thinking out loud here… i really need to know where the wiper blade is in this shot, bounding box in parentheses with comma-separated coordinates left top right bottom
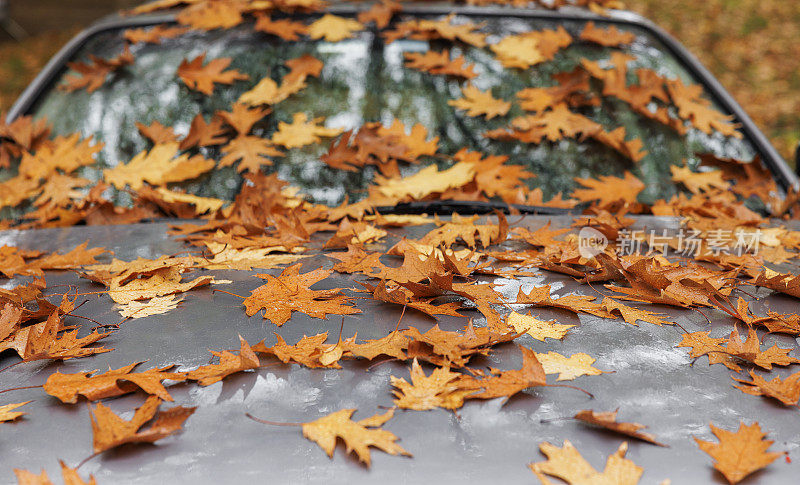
(376, 200, 578, 216)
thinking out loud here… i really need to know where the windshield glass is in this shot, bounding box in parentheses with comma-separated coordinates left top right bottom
(2, 13, 761, 219)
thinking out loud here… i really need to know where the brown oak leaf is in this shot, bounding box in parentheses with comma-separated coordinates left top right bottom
(44, 362, 187, 403)
(89, 396, 195, 454)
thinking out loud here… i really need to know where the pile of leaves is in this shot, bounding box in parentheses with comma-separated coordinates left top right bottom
(1, 0, 800, 483)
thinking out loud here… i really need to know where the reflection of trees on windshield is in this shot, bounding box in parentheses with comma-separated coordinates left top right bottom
(26, 16, 759, 208)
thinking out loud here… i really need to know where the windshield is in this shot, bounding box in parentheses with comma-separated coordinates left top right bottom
(2, 13, 761, 220)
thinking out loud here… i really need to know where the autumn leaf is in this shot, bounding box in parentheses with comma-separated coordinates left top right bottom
(491, 27, 571, 69)
(187, 336, 260, 385)
(579, 21, 636, 47)
(179, 114, 227, 150)
(254, 332, 344, 369)
(371, 161, 476, 203)
(106, 265, 214, 305)
(124, 24, 189, 44)
(254, 14, 308, 41)
(0, 401, 30, 423)
(404, 50, 477, 80)
(61, 46, 134, 93)
(2, 311, 112, 362)
(535, 351, 604, 381)
(299, 408, 410, 467)
(724, 327, 799, 370)
(458, 345, 546, 399)
(572, 171, 645, 209)
(667, 78, 741, 138)
(220, 136, 284, 173)
(145, 188, 224, 215)
(670, 165, 730, 194)
(378, 120, 439, 160)
(357, 0, 401, 29)
(733, 370, 800, 406)
(448, 84, 511, 119)
(307, 14, 364, 42)
(391, 359, 477, 410)
(385, 15, 486, 47)
(242, 264, 360, 325)
(136, 120, 179, 144)
(44, 362, 187, 403)
(88, 396, 195, 454)
(176, 54, 248, 95)
(506, 311, 574, 341)
(695, 422, 781, 484)
(270, 113, 343, 149)
(103, 142, 215, 190)
(176, 0, 244, 31)
(14, 461, 98, 485)
(600, 297, 674, 326)
(574, 409, 667, 446)
(516, 285, 606, 317)
(530, 440, 643, 485)
(240, 55, 322, 107)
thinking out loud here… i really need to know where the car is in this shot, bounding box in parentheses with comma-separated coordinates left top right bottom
(1, 1, 799, 483)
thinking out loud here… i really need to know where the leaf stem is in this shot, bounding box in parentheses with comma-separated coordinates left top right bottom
(0, 360, 24, 374)
(546, 383, 594, 399)
(75, 452, 100, 470)
(212, 289, 247, 299)
(0, 384, 42, 395)
(245, 413, 302, 427)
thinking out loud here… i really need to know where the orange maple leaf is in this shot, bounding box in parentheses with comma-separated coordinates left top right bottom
(176, 54, 249, 95)
(242, 263, 360, 325)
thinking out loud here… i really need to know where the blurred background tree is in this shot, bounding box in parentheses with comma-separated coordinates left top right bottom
(1, 0, 797, 165)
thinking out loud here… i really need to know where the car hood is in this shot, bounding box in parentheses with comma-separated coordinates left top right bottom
(1, 214, 798, 484)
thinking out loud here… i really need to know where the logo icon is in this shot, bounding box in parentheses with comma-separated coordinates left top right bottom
(578, 226, 608, 259)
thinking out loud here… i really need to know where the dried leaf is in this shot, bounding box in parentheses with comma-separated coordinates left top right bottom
(391, 359, 476, 411)
(530, 440, 643, 485)
(506, 311, 574, 341)
(187, 336, 260, 385)
(574, 409, 666, 446)
(176, 54, 248, 95)
(535, 351, 604, 381)
(0, 401, 31, 423)
(300, 408, 410, 467)
(242, 264, 360, 325)
(307, 14, 364, 42)
(695, 422, 781, 484)
(89, 396, 195, 454)
(44, 362, 187, 403)
(448, 84, 511, 119)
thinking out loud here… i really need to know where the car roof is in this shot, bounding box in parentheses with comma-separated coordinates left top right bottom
(2, 215, 800, 483)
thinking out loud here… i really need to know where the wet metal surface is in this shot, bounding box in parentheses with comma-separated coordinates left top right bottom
(0, 216, 799, 483)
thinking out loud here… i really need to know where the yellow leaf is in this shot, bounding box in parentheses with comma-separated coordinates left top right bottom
(534, 351, 604, 381)
(448, 84, 511, 119)
(307, 14, 364, 42)
(372, 161, 476, 202)
(301, 408, 410, 467)
(530, 440, 643, 485)
(507, 312, 574, 341)
(153, 187, 224, 214)
(117, 295, 183, 319)
(270, 113, 343, 149)
(391, 359, 476, 410)
(103, 142, 215, 190)
(695, 422, 781, 484)
(0, 401, 31, 423)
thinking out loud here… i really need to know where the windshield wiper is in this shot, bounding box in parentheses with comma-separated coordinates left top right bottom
(376, 200, 579, 216)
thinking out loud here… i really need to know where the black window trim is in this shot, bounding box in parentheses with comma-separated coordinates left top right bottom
(7, 3, 797, 191)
